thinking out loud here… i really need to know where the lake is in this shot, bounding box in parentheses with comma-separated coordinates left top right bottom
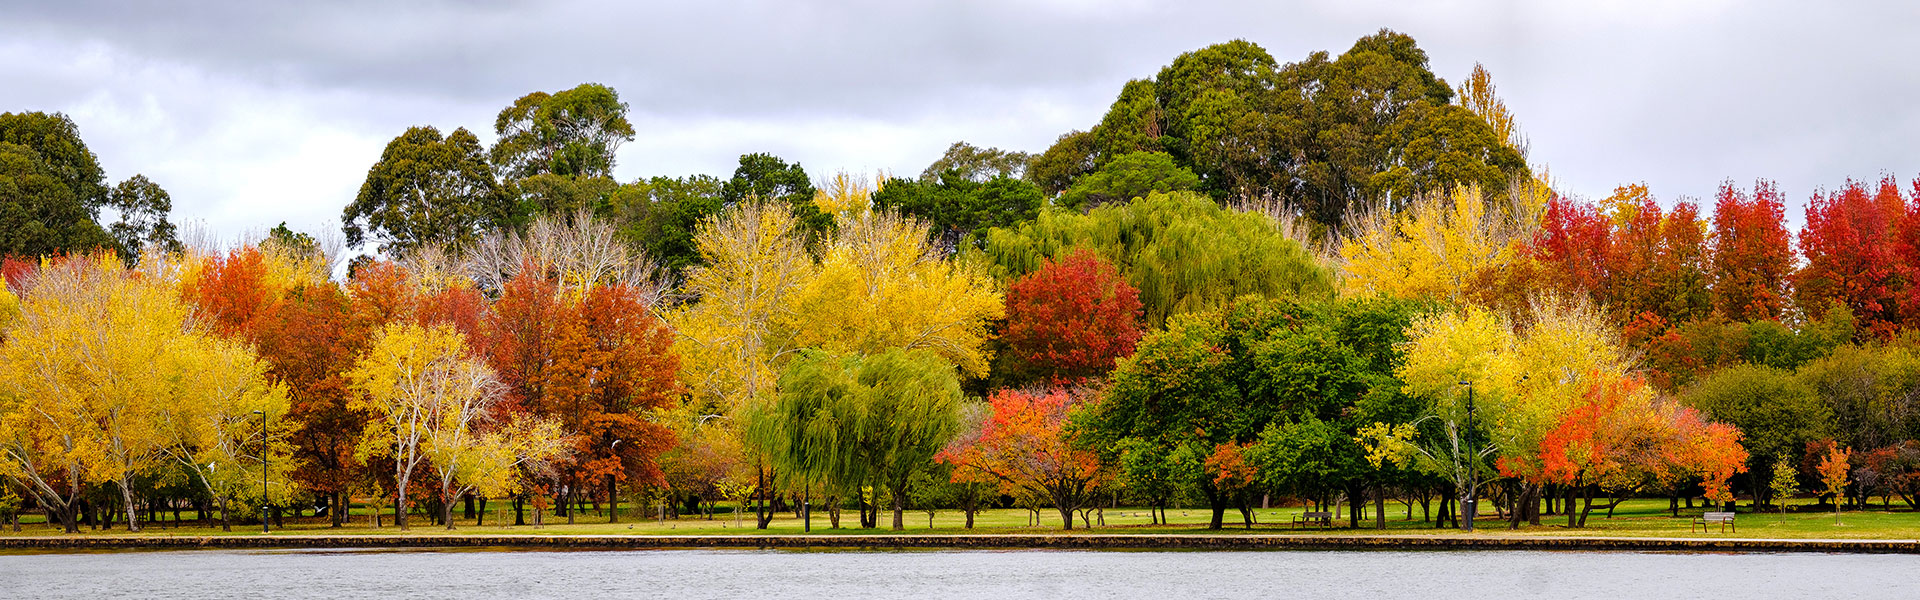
(0, 547, 1905, 599)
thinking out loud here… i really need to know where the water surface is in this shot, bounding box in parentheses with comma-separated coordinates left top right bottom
(0, 547, 1904, 599)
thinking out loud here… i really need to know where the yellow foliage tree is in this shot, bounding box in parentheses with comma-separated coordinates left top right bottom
(346, 321, 555, 530)
(0, 255, 293, 532)
(1338, 184, 1547, 302)
(793, 210, 1004, 377)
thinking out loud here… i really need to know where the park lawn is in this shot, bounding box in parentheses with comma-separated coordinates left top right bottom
(5, 499, 1917, 540)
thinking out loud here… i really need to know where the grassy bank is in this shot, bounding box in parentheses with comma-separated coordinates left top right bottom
(3, 498, 1913, 540)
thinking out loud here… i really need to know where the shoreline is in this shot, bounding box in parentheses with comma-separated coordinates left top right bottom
(5, 533, 1919, 554)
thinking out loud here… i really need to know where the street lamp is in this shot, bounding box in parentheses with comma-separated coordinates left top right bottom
(609, 439, 622, 524)
(254, 410, 268, 534)
(1457, 381, 1476, 533)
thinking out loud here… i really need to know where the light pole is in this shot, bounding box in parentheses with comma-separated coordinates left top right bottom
(1457, 381, 1476, 533)
(254, 410, 268, 534)
(609, 439, 622, 524)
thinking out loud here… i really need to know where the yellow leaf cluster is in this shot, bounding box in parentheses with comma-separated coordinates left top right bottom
(669, 202, 817, 420)
(1397, 295, 1637, 462)
(1337, 183, 1546, 302)
(794, 210, 1003, 377)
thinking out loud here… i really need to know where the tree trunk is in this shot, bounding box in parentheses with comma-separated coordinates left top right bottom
(890, 480, 906, 531)
(1057, 505, 1075, 530)
(219, 495, 232, 532)
(118, 478, 140, 532)
(444, 491, 457, 530)
(1203, 484, 1226, 529)
(607, 475, 619, 524)
(1374, 485, 1386, 529)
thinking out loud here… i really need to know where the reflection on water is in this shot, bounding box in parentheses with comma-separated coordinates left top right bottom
(0, 547, 1902, 599)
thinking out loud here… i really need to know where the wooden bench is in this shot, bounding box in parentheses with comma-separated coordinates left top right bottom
(1291, 511, 1333, 530)
(1692, 511, 1736, 533)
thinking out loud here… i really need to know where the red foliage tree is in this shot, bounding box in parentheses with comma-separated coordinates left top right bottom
(1000, 249, 1143, 385)
(1529, 195, 1612, 301)
(1796, 177, 1905, 337)
(1710, 180, 1795, 322)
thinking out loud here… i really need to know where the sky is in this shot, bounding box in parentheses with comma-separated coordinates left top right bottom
(4, 0, 1919, 245)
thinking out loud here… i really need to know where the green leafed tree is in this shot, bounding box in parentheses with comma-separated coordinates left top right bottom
(490, 83, 635, 181)
(722, 153, 828, 239)
(0, 142, 113, 257)
(919, 141, 1033, 182)
(871, 172, 1044, 250)
(107, 174, 181, 257)
(981, 191, 1333, 328)
(1059, 151, 1200, 212)
(609, 175, 727, 275)
(342, 126, 511, 255)
(747, 347, 962, 530)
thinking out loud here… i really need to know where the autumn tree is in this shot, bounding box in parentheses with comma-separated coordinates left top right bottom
(668, 202, 816, 527)
(1819, 443, 1852, 523)
(1797, 177, 1905, 337)
(1710, 180, 1795, 322)
(998, 249, 1143, 385)
(940, 388, 1104, 530)
(1338, 183, 1547, 304)
(348, 322, 503, 529)
(0, 254, 293, 532)
(792, 209, 1004, 378)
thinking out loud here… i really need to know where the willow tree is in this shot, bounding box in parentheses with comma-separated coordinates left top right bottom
(747, 348, 961, 530)
(981, 191, 1332, 328)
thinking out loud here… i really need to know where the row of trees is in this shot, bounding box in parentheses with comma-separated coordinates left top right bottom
(8, 29, 1919, 534)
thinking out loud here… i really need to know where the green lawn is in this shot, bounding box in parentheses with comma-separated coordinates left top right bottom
(6, 498, 1918, 539)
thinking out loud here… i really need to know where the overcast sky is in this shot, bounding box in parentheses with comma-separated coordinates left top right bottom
(4, 0, 1917, 244)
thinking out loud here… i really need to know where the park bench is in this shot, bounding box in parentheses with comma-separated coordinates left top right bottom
(1291, 511, 1333, 530)
(1692, 511, 1736, 533)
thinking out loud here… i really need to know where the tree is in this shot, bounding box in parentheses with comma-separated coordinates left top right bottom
(999, 249, 1143, 385)
(667, 202, 816, 528)
(1797, 177, 1904, 337)
(490, 83, 635, 181)
(1682, 363, 1830, 506)
(792, 210, 1004, 378)
(983, 191, 1333, 328)
(722, 153, 828, 239)
(1339, 183, 1547, 303)
(610, 175, 727, 274)
(1058, 151, 1199, 212)
(106, 174, 181, 257)
(919, 141, 1032, 182)
(346, 322, 500, 529)
(751, 348, 962, 530)
(1771, 458, 1799, 514)
(1046, 32, 1525, 229)
(342, 126, 510, 255)
(0, 112, 110, 211)
(870, 172, 1044, 250)
(939, 388, 1104, 530)
(0, 141, 113, 257)
(1710, 180, 1795, 322)
(0, 254, 291, 532)
(1819, 443, 1851, 523)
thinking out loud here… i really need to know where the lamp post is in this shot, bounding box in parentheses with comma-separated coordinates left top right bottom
(609, 439, 622, 524)
(1457, 381, 1476, 533)
(254, 410, 268, 534)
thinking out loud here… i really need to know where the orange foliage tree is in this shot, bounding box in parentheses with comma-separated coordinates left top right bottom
(482, 267, 679, 523)
(937, 388, 1106, 529)
(1710, 180, 1795, 322)
(1796, 177, 1906, 337)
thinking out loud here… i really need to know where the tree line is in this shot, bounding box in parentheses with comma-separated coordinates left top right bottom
(0, 30, 1908, 534)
